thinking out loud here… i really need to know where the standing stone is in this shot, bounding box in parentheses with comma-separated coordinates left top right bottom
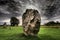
(22, 9, 41, 36)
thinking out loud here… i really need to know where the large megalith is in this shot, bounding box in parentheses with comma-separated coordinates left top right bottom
(22, 9, 41, 36)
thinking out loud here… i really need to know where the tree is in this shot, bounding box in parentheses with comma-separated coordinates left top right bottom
(10, 17, 19, 26)
(45, 21, 60, 26)
(45, 21, 55, 26)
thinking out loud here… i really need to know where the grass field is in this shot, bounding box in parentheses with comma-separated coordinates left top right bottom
(0, 26, 60, 40)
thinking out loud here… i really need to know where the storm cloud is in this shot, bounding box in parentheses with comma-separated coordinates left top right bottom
(0, 0, 60, 25)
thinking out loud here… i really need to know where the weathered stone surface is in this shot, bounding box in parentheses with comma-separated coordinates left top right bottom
(22, 9, 41, 36)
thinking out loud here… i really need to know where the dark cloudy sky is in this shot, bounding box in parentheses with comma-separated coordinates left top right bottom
(0, 0, 60, 25)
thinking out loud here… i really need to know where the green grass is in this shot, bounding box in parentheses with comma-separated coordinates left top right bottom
(0, 26, 60, 40)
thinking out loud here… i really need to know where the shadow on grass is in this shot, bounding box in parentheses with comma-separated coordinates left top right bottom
(6, 33, 41, 40)
(39, 34, 57, 40)
(1, 33, 58, 40)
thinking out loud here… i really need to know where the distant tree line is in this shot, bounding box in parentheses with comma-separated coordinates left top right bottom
(45, 21, 60, 26)
(0, 17, 19, 27)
